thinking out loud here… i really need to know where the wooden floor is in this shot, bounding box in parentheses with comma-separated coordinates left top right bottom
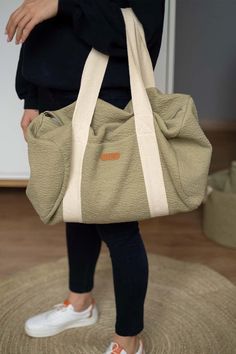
(0, 129, 236, 285)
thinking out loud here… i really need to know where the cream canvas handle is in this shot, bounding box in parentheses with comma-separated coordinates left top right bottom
(125, 8, 156, 89)
(71, 8, 155, 135)
(63, 7, 169, 222)
(122, 8, 168, 216)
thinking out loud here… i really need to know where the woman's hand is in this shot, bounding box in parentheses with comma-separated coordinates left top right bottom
(5, 0, 59, 44)
(21, 109, 39, 142)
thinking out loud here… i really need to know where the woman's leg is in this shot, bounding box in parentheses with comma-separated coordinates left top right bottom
(38, 86, 102, 311)
(96, 221, 149, 351)
(65, 222, 102, 310)
(95, 94, 149, 352)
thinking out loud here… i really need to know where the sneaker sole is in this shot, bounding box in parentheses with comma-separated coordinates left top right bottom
(24, 305, 98, 338)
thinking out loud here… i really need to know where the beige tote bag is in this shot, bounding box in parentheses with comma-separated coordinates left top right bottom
(26, 8, 213, 225)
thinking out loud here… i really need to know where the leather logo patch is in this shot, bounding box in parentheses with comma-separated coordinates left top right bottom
(100, 152, 120, 161)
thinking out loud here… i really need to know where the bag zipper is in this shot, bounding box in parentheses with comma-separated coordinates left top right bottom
(44, 111, 62, 126)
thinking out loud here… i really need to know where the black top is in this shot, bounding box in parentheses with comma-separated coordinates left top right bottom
(15, 0, 165, 109)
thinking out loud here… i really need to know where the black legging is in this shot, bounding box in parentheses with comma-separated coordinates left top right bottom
(37, 85, 149, 336)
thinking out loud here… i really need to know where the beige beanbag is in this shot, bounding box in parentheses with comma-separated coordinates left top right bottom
(203, 160, 236, 248)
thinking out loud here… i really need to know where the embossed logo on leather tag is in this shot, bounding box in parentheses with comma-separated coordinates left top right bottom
(100, 152, 120, 161)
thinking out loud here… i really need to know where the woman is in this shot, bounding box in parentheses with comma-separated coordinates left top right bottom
(5, 0, 165, 353)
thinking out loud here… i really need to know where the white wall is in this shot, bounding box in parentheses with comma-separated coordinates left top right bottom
(0, 0, 29, 180)
(0, 0, 175, 182)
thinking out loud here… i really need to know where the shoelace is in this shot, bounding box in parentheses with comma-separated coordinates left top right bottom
(52, 303, 70, 312)
(52, 299, 94, 315)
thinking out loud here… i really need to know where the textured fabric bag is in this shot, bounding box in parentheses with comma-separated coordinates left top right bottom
(202, 161, 236, 248)
(26, 8, 212, 225)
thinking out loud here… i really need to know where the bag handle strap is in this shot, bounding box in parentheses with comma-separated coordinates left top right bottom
(122, 8, 168, 216)
(128, 8, 156, 89)
(63, 8, 169, 222)
(71, 7, 156, 136)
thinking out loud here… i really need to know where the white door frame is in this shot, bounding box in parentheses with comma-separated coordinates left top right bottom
(155, 0, 176, 93)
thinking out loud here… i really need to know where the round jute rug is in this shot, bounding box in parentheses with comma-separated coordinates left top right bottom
(0, 252, 235, 354)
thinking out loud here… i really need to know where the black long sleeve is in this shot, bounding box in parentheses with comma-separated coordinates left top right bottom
(15, 42, 39, 109)
(57, 0, 165, 57)
(17, 0, 165, 92)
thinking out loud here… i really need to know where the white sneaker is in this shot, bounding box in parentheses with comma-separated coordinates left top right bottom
(104, 338, 145, 354)
(24, 298, 98, 337)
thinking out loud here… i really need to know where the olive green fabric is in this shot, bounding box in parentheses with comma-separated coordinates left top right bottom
(26, 87, 212, 224)
(203, 161, 236, 248)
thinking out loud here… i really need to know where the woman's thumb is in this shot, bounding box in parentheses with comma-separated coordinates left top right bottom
(21, 109, 39, 142)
